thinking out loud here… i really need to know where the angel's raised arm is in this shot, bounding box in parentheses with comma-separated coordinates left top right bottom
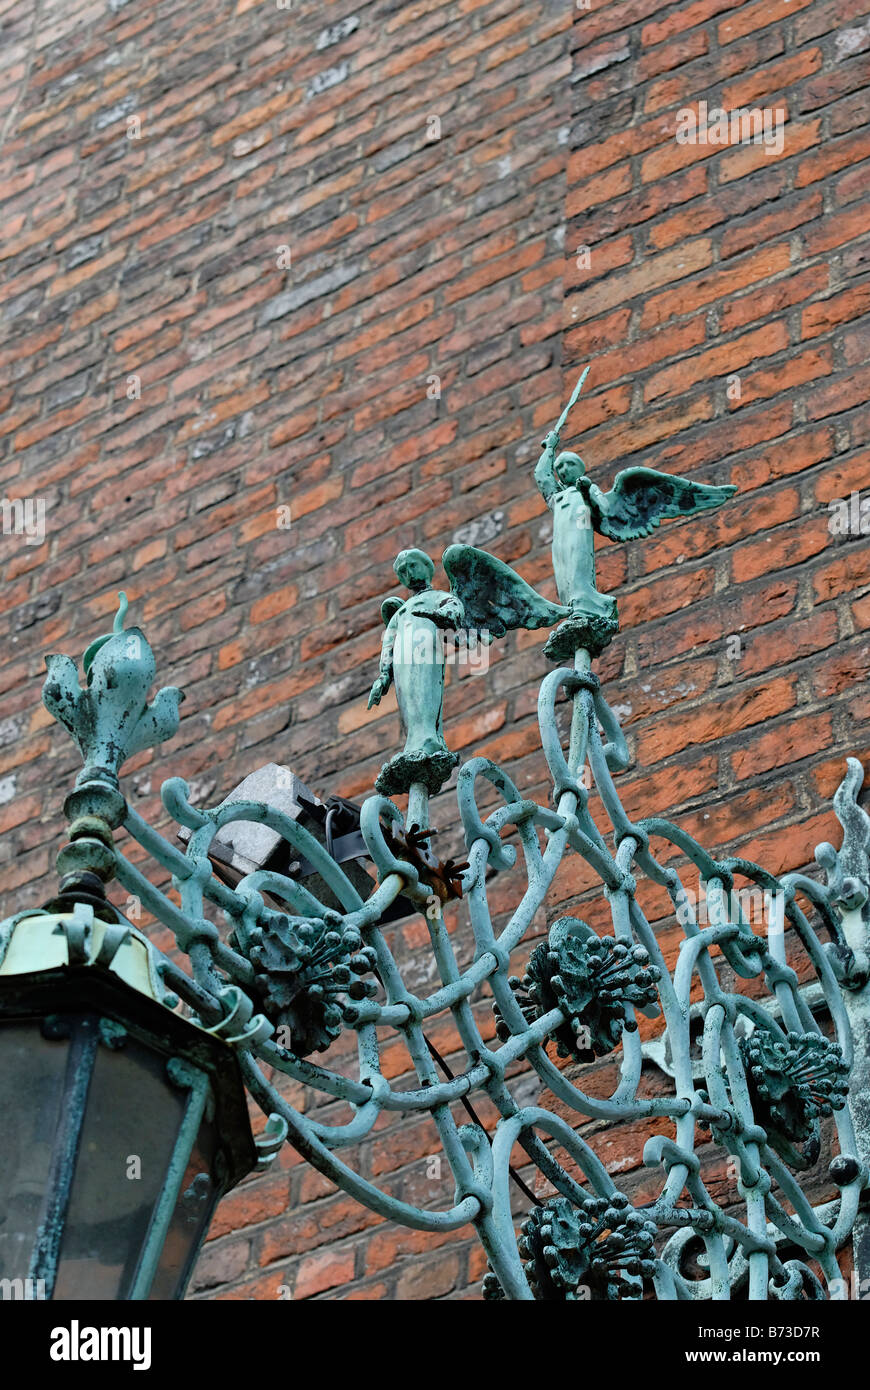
(534, 433, 561, 508)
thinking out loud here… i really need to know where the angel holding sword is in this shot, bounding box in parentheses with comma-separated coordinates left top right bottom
(534, 365, 737, 662)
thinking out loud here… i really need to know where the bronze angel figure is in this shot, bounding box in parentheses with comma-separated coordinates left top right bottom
(534, 365, 736, 660)
(368, 545, 568, 795)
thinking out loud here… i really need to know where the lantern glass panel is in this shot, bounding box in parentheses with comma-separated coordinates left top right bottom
(52, 1025, 188, 1300)
(0, 1021, 69, 1294)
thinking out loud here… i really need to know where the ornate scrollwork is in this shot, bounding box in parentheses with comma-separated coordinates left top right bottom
(33, 573, 869, 1305)
(30, 371, 870, 1302)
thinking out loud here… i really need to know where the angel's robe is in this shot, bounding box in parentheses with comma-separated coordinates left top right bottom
(551, 484, 616, 620)
(535, 446, 616, 622)
(383, 588, 464, 758)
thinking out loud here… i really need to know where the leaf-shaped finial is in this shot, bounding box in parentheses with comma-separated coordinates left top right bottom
(43, 590, 183, 787)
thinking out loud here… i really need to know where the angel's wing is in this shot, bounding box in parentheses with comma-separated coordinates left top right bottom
(442, 545, 568, 639)
(586, 468, 736, 542)
(380, 597, 403, 625)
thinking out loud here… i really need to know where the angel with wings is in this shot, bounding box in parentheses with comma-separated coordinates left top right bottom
(368, 545, 568, 795)
(534, 365, 736, 661)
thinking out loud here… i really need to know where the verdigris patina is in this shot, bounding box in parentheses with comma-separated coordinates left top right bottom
(367, 544, 567, 795)
(42, 592, 183, 789)
(370, 367, 737, 791)
(13, 365, 870, 1302)
(535, 367, 736, 661)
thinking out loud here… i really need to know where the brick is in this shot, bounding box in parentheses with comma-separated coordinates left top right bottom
(294, 1248, 357, 1300)
(803, 201, 870, 256)
(576, 166, 708, 247)
(569, 115, 673, 182)
(845, 320, 870, 366)
(188, 1238, 250, 1291)
(720, 190, 823, 260)
(718, 119, 822, 185)
(578, 317, 707, 389)
(731, 712, 835, 780)
(636, 575, 798, 666)
(640, 131, 718, 185)
(649, 173, 784, 249)
(642, 0, 742, 47)
(719, 265, 828, 333)
(813, 545, 870, 602)
(364, 1225, 457, 1276)
(815, 449, 870, 504)
(208, 1174, 292, 1240)
(802, 284, 870, 339)
(639, 243, 791, 329)
(796, 129, 870, 187)
(807, 363, 870, 422)
(644, 323, 789, 402)
(620, 753, 720, 819)
(568, 240, 713, 323)
(719, 0, 813, 43)
(637, 30, 709, 81)
(682, 780, 799, 850)
(738, 608, 840, 678)
(572, 0, 664, 48)
(640, 487, 800, 575)
(644, 29, 785, 114)
(830, 89, 870, 136)
(620, 564, 715, 632)
(257, 1191, 381, 1267)
(730, 512, 832, 582)
(396, 1251, 462, 1300)
(637, 678, 797, 763)
(722, 50, 823, 108)
(566, 233, 634, 290)
(795, 0, 870, 43)
(800, 55, 870, 113)
(812, 639, 870, 699)
(727, 343, 833, 410)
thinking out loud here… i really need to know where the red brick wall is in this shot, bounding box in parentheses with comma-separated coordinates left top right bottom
(0, 0, 868, 1300)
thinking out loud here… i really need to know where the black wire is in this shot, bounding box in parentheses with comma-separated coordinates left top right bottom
(422, 1034, 541, 1208)
(365, 949, 540, 1207)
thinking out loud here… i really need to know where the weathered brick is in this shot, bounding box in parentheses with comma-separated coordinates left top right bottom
(639, 243, 791, 329)
(642, 0, 742, 47)
(731, 711, 835, 780)
(294, 1248, 357, 1300)
(719, 0, 813, 44)
(727, 343, 834, 411)
(718, 118, 821, 185)
(644, 323, 789, 403)
(568, 240, 713, 323)
(636, 677, 797, 763)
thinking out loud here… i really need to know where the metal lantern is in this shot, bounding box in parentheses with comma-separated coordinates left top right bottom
(0, 900, 256, 1301)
